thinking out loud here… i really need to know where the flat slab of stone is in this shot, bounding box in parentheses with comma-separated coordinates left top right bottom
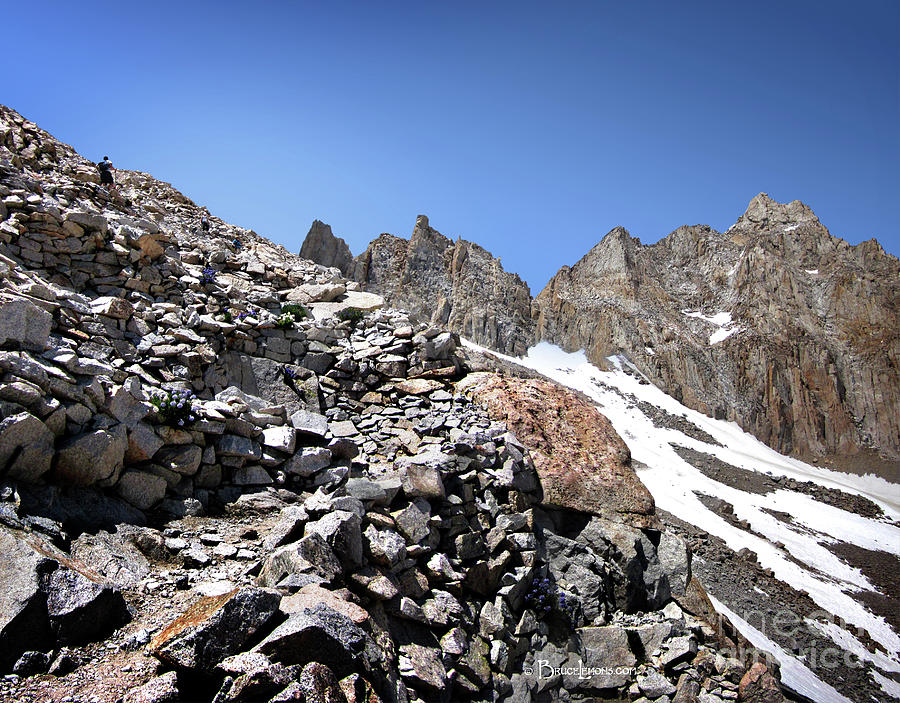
(308, 291, 384, 322)
(394, 378, 444, 395)
(289, 409, 329, 438)
(328, 420, 357, 438)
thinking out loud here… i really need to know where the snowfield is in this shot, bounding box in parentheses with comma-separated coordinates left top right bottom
(462, 339, 900, 703)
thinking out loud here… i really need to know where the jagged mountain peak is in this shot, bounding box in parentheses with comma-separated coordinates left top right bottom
(302, 215, 536, 356)
(535, 194, 899, 462)
(737, 192, 821, 227)
(299, 219, 353, 275)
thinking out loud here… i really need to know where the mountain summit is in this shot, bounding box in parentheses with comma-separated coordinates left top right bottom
(302, 195, 899, 466)
(535, 194, 900, 465)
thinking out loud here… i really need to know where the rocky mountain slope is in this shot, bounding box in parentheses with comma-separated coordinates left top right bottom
(301, 197, 899, 470)
(534, 195, 900, 465)
(302, 216, 536, 357)
(0, 105, 787, 703)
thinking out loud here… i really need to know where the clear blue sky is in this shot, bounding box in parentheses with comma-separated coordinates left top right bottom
(5, 0, 898, 291)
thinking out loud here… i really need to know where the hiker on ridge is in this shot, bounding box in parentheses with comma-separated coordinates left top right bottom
(200, 213, 211, 233)
(97, 156, 119, 194)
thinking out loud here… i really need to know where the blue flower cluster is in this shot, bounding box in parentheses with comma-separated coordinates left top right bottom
(150, 388, 198, 427)
(283, 365, 300, 381)
(526, 576, 578, 622)
(199, 267, 217, 284)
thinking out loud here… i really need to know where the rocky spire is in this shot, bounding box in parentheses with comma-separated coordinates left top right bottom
(299, 219, 354, 276)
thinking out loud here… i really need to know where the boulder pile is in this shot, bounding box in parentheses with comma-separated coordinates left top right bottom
(0, 104, 783, 702)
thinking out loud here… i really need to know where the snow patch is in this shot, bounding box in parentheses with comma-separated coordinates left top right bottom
(681, 310, 741, 345)
(709, 326, 741, 344)
(709, 595, 854, 703)
(785, 224, 800, 232)
(872, 669, 900, 700)
(806, 619, 900, 673)
(683, 310, 733, 326)
(644, 346, 655, 356)
(806, 269, 819, 275)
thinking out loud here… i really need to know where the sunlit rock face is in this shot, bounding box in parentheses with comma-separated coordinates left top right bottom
(534, 194, 900, 464)
(302, 215, 537, 357)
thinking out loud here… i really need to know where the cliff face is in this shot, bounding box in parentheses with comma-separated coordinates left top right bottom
(535, 194, 900, 461)
(302, 215, 536, 356)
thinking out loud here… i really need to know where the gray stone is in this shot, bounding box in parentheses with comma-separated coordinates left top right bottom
(233, 465, 274, 486)
(398, 643, 447, 693)
(305, 511, 363, 569)
(363, 524, 406, 568)
(217, 434, 262, 460)
(125, 422, 164, 463)
(440, 627, 468, 656)
(0, 298, 53, 351)
(215, 386, 274, 413)
(289, 409, 329, 437)
(660, 634, 698, 669)
(65, 210, 108, 233)
(45, 566, 130, 644)
(150, 587, 281, 672)
(393, 500, 431, 543)
(576, 625, 637, 689)
(329, 420, 357, 438)
(263, 505, 309, 550)
(638, 669, 677, 698)
(343, 477, 387, 503)
(629, 621, 673, 660)
(155, 444, 203, 476)
(456, 532, 486, 560)
(299, 221, 354, 275)
(0, 411, 54, 481)
(116, 471, 167, 510)
(0, 527, 54, 669)
(284, 446, 331, 476)
(253, 603, 366, 677)
(657, 531, 692, 597)
(122, 671, 180, 703)
(91, 296, 134, 320)
(400, 463, 445, 499)
(261, 425, 297, 453)
(55, 424, 128, 486)
(257, 533, 343, 587)
(109, 385, 151, 425)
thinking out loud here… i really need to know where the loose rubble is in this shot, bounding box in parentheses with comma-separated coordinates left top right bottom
(0, 104, 786, 702)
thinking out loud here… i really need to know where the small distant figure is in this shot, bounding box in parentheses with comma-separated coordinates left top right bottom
(200, 213, 211, 233)
(97, 156, 119, 194)
(231, 238, 242, 250)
